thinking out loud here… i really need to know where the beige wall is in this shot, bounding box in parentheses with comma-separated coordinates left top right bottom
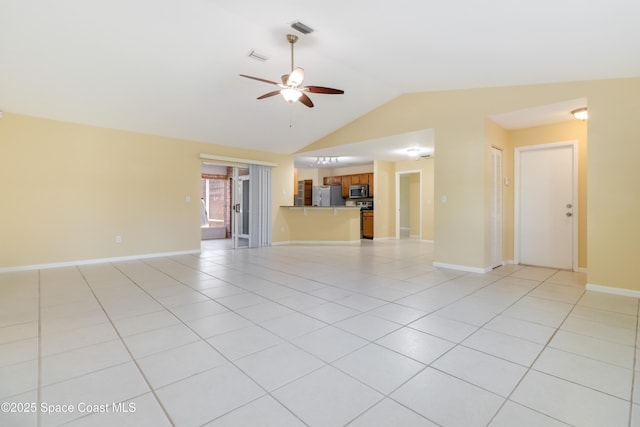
(303, 77, 640, 290)
(0, 113, 293, 268)
(373, 160, 395, 239)
(409, 173, 421, 237)
(5, 77, 639, 292)
(585, 78, 640, 291)
(296, 168, 320, 186)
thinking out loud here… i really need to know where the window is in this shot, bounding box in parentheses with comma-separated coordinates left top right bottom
(201, 171, 231, 238)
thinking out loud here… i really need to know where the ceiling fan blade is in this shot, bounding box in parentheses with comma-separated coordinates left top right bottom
(298, 93, 314, 108)
(303, 86, 344, 95)
(239, 74, 279, 86)
(287, 67, 305, 87)
(257, 90, 281, 100)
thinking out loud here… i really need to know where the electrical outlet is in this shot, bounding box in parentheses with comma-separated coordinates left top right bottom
(115, 235, 122, 244)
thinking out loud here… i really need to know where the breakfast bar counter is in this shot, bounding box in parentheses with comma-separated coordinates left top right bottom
(278, 206, 361, 244)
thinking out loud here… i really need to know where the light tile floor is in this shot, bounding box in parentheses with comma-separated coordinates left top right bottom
(0, 239, 638, 426)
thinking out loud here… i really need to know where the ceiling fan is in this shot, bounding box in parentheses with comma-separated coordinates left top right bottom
(240, 34, 344, 108)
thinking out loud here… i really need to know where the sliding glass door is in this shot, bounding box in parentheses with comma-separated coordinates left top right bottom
(232, 168, 250, 249)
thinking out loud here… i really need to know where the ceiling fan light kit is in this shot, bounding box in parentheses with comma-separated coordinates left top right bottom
(240, 34, 344, 108)
(281, 88, 303, 103)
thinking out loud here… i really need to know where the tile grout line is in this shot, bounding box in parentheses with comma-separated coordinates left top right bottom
(166, 250, 553, 426)
(484, 281, 587, 426)
(142, 256, 441, 425)
(36, 269, 42, 427)
(369, 270, 554, 426)
(74, 265, 177, 427)
(110, 261, 312, 427)
(629, 302, 639, 427)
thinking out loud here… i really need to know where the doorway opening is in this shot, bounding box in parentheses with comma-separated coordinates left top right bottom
(200, 163, 249, 249)
(395, 170, 422, 239)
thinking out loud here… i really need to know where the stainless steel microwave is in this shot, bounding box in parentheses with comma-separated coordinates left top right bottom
(349, 184, 369, 198)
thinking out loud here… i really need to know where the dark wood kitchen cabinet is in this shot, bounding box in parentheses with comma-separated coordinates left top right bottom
(362, 211, 374, 239)
(322, 173, 373, 198)
(295, 179, 312, 206)
(341, 175, 351, 198)
(323, 176, 342, 186)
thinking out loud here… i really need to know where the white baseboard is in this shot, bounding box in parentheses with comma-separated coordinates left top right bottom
(273, 240, 361, 246)
(433, 261, 491, 274)
(0, 250, 201, 273)
(586, 283, 640, 299)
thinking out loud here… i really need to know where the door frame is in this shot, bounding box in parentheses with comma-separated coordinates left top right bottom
(395, 170, 422, 239)
(514, 140, 579, 270)
(232, 169, 250, 249)
(491, 147, 503, 269)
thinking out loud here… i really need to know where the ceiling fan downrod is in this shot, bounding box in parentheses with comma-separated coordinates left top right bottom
(287, 34, 298, 72)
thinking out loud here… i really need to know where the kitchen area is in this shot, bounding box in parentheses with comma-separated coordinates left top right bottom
(293, 171, 374, 240)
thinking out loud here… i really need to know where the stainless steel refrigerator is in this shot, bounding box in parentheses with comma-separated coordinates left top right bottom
(312, 185, 345, 207)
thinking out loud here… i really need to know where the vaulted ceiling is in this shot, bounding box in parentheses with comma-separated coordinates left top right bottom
(1, 1, 638, 160)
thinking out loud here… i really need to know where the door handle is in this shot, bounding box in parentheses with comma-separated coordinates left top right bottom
(234, 203, 240, 213)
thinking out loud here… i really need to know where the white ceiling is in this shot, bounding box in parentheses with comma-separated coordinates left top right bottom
(1, 1, 638, 162)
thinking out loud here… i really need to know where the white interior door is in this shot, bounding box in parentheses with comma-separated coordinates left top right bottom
(517, 143, 576, 269)
(491, 147, 503, 268)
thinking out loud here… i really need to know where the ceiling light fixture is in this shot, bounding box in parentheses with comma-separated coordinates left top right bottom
(281, 88, 302, 103)
(314, 156, 338, 166)
(571, 107, 588, 121)
(407, 147, 421, 160)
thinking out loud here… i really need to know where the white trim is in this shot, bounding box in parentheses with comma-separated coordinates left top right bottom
(491, 147, 503, 269)
(200, 153, 277, 168)
(514, 140, 579, 270)
(586, 283, 640, 299)
(272, 240, 361, 246)
(433, 261, 491, 274)
(0, 250, 201, 273)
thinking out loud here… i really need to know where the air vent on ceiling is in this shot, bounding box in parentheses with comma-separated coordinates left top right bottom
(248, 49, 269, 62)
(291, 21, 314, 35)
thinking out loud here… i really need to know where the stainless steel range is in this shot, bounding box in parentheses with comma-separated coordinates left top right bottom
(356, 201, 373, 239)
